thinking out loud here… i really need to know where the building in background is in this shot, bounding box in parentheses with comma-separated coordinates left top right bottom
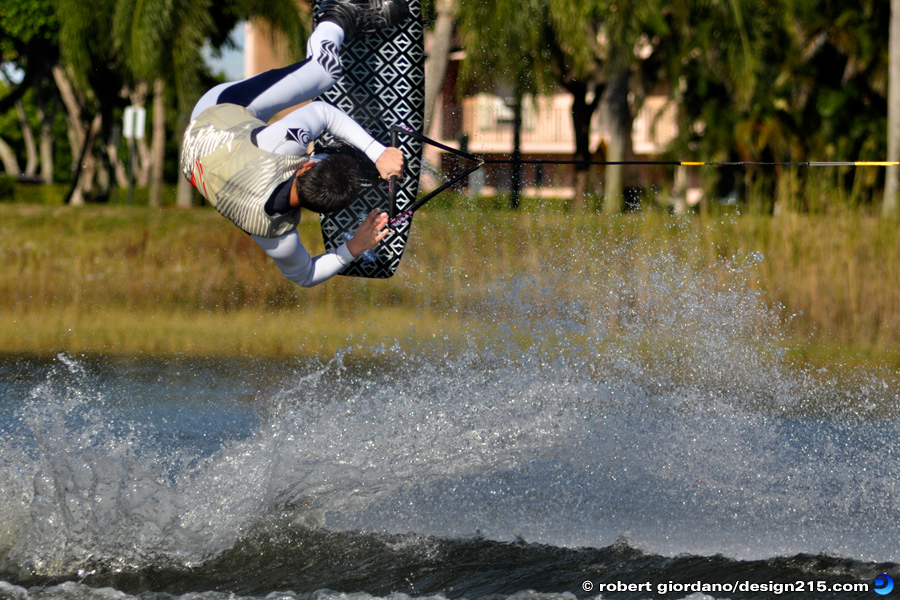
(428, 52, 680, 201)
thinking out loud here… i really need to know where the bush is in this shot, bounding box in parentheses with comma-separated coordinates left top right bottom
(13, 182, 67, 204)
(0, 174, 15, 201)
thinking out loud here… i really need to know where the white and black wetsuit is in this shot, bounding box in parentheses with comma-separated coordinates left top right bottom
(183, 22, 386, 287)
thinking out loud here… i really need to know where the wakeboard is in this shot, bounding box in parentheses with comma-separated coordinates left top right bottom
(312, 0, 425, 279)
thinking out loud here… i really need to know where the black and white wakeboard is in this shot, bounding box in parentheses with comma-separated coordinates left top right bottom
(312, 0, 425, 279)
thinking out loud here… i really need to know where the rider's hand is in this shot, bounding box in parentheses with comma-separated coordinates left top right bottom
(375, 147, 404, 181)
(346, 209, 390, 257)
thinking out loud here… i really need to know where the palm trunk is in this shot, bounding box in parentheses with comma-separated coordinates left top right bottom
(150, 78, 166, 208)
(176, 173, 195, 207)
(36, 90, 54, 184)
(53, 64, 96, 204)
(40, 123, 54, 183)
(136, 138, 151, 187)
(568, 81, 601, 212)
(15, 101, 38, 176)
(0, 137, 20, 175)
(65, 114, 102, 205)
(176, 107, 195, 208)
(603, 68, 631, 214)
(52, 66, 85, 167)
(885, 0, 900, 217)
(424, 0, 457, 133)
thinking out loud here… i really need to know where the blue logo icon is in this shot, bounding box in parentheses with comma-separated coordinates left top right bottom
(875, 574, 894, 596)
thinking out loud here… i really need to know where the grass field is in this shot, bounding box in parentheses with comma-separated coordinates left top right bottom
(1, 201, 898, 367)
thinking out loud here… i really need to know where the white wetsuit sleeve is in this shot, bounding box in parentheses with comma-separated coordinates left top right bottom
(251, 230, 356, 288)
(256, 101, 387, 163)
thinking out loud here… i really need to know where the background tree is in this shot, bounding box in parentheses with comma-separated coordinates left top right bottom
(423, 0, 457, 133)
(0, 0, 306, 205)
(3, 0, 893, 214)
(0, 0, 60, 184)
(886, 0, 900, 217)
(668, 0, 889, 213)
(455, 0, 549, 208)
(54, 0, 132, 204)
(457, 0, 670, 211)
(0, 0, 57, 112)
(581, 0, 668, 213)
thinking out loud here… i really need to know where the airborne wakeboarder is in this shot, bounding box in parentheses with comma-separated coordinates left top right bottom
(180, 0, 408, 287)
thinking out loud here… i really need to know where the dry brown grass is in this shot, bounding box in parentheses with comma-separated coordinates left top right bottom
(1, 204, 898, 363)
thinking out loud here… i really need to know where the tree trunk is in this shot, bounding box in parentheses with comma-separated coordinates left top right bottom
(92, 99, 119, 203)
(176, 106, 195, 208)
(16, 101, 39, 176)
(130, 82, 151, 187)
(53, 64, 97, 203)
(150, 78, 166, 208)
(65, 114, 102, 205)
(40, 121, 54, 183)
(176, 173, 195, 207)
(106, 136, 128, 188)
(36, 90, 54, 184)
(135, 138, 150, 186)
(569, 81, 601, 212)
(424, 0, 458, 134)
(0, 136, 20, 175)
(603, 69, 631, 214)
(886, 0, 900, 217)
(52, 66, 85, 166)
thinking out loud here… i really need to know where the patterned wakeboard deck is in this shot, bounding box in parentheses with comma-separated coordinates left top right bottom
(312, 0, 425, 279)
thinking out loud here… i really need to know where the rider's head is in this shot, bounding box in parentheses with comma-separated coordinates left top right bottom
(294, 154, 361, 213)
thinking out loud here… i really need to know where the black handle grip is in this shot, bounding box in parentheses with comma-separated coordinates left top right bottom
(388, 129, 400, 220)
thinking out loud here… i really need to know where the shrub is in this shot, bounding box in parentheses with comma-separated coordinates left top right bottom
(0, 174, 16, 201)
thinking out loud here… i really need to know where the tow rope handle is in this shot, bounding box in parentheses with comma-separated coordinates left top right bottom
(388, 125, 485, 227)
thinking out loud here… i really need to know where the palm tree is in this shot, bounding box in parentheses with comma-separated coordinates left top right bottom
(54, 0, 125, 204)
(4, 0, 305, 205)
(662, 0, 774, 210)
(582, 0, 669, 213)
(113, 0, 307, 207)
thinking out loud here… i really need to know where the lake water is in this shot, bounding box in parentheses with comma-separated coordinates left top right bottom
(1, 236, 898, 599)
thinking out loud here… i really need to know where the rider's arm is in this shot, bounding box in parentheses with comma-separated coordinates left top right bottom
(251, 229, 355, 288)
(256, 101, 386, 163)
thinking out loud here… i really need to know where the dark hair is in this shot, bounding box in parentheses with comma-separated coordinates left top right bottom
(295, 154, 361, 213)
